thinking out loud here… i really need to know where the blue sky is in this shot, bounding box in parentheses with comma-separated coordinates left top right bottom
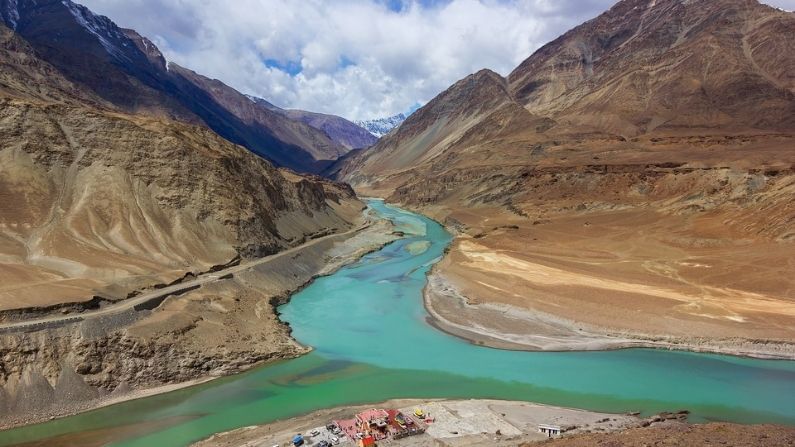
(79, 0, 795, 121)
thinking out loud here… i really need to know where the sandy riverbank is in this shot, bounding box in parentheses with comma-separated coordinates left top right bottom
(529, 421, 795, 446)
(423, 251, 795, 360)
(394, 194, 795, 361)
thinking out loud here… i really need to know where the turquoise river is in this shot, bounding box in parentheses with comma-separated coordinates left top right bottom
(1, 200, 794, 446)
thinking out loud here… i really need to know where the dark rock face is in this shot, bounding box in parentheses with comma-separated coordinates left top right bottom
(166, 64, 348, 173)
(0, 0, 354, 173)
(1, 0, 196, 120)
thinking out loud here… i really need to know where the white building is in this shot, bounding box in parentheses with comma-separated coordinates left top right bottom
(538, 424, 562, 437)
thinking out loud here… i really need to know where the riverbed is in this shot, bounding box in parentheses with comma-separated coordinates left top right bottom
(1, 200, 794, 447)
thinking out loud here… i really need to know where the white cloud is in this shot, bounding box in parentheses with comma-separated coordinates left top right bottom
(78, 0, 795, 121)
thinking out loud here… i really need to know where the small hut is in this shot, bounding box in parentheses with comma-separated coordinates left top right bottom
(538, 424, 561, 437)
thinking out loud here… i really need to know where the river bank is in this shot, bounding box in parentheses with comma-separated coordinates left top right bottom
(194, 399, 644, 447)
(193, 398, 795, 447)
(423, 268, 795, 360)
(383, 199, 795, 360)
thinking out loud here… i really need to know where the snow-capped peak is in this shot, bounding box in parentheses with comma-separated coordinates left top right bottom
(355, 113, 407, 138)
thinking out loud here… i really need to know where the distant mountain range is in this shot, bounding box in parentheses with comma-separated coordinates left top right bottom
(0, 0, 371, 173)
(245, 95, 377, 150)
(355, 113, 407, 137)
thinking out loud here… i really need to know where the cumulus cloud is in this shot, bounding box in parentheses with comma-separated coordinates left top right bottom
(79, 0, 795, 120)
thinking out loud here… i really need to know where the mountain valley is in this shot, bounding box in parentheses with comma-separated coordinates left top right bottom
(337, 0, 795, 356)
(0, 0, 793, 444)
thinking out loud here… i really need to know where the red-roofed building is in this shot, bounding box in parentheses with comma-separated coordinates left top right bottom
(356, 409, 389, 427)
(359, 435, 375, 447)
(335, 408, 425, 444)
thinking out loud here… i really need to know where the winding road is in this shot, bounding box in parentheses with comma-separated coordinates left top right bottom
(0, 223, 369, 334)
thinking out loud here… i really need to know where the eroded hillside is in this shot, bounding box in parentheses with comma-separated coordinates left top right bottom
(0, 99, 360, 310)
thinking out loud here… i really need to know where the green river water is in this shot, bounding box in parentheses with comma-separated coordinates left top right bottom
(1, 200, 794, 446)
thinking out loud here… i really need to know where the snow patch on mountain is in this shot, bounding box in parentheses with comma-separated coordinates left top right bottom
(3, 0, 19, 30)
(245, 94, 281, 111)
(355, 113, 407, 138)
(61, 0, 130, 62)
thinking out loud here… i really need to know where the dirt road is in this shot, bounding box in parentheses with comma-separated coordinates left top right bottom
(0, 223, 369, 333)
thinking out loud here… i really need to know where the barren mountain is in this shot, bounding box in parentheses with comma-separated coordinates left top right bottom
(0, 8, 377, 421)
(166, 64, 350, 172)
(0, 0, 354, 173)
(339, 0, 795, 355)
(0, 15, 362, 311)
(508, 0, 795, 134)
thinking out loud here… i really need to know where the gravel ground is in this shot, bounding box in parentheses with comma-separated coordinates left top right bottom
(194, 399, 641, 447)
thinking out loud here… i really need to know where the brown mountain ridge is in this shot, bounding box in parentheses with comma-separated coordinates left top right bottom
(338, 0, 795, 356)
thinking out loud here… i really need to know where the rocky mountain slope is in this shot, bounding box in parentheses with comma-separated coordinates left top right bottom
(0, 99, 359, 310)
(0, 6, 377, 423)
(166, 64, 350, 172)
(0, 0, 355, 173)
(338, 0, 795, 353)
(0, 16, 362, 309)
(507, 0, 795, 135)
(355, 113, 407, 137)
(341, 0, 794, 186)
